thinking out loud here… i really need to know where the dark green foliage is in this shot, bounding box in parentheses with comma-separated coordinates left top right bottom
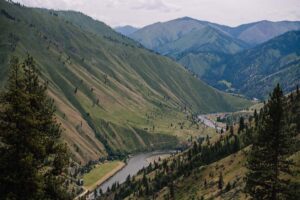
(218, 172, 224, 190)
(254, 109, 258, 126)
(169, 182, 175, 199)
(238, 116, 245, 133)
(290, 86, 300, 133)
(230, 125, 234, 136)
(225, 182, 231, 192)
(0, 56, 70, 200)
(245, 84, 297, 199)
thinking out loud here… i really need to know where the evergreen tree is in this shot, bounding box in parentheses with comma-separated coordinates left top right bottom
(254, 109, 258, 126)
(245, 84, 297, 200)
(225, 182, 231, 192)
(218, 172, 224, 190)
(169, 182, 175, 199)
(238, 116, 245, 133)
(204, 179, 207, 188)
(0, 56, 70, 200)
(229, 125, 234, 136)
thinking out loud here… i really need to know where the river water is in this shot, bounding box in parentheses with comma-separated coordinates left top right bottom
(198, 115, 222, 130)
(94, 151, 174, 195)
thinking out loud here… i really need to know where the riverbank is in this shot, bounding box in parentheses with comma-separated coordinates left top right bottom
(83, 161, 125, 191)
(146, 153, 171, 163)
(98, 151, 174, 194)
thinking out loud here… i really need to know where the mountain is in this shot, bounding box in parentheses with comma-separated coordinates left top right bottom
(129, 17, 248, 79)
(115, 25, 139, 36)
(130, 17, 247, 54)
(216, 30, 300, 99)
(0, 1, 251, 164)
(219, 20, 300, 46)
(128, 18, 300, 99)
(130, 17, 300, 49)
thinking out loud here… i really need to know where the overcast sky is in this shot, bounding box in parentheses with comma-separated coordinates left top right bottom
(15, 0, 300, 28)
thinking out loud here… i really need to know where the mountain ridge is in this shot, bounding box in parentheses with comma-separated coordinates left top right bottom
(219, 30, 300, 98)
(127, 17, 300, 99)
(0, 0, 251, 164)
(115, 25, 139, 36)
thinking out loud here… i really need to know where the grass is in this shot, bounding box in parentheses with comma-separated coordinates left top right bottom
(83, 161, 124, 190)
(0, 0, 252, 164)
(172, 148, 248, 200)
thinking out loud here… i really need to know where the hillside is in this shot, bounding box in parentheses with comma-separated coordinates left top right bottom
(217, 31, 300, 99)
(130, 17, 247, 55)
(128, 18, 300, 99)
(152, 90, 300, 200)
(0, 1, 251, 164)
(129, 17, 248, 84)
(97, 88, 300, 200)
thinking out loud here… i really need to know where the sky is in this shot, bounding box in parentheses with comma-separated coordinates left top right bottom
(14, 0, 300, 28)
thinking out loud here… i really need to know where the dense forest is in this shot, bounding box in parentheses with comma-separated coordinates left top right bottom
(0, 56, 71, 199)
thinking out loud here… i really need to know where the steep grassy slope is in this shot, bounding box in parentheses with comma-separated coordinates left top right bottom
(0, 1, 251, 164)
(156, 148, 249, 200)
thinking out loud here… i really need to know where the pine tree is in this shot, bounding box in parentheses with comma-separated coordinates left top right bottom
(245, 84, 297, 200)
(225, 182, 231, 192)
(0, 56, 70, 200)
(254, 109, 258, 126)
(230, 125, 234, 136)
(291, 87, 300, 132)
(218, 172, 224, 190)
(169, 182, 175, 199)
(238, 116, 245, 133)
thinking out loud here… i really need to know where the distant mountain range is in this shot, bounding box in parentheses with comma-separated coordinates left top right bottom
(0, 1, 251, 163)
(122, 17, 300, 99)
(115, 25, 139, 36)
(208, 31, 300, 98)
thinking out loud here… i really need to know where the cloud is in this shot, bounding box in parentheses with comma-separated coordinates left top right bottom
(131, 0, 180, 12)
(104, 0, 124, 8)
(14, 0, 300, 27)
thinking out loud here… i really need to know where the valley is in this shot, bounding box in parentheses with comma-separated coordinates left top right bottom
(0, 0, 251, 165)
(0, 1, 299, 200)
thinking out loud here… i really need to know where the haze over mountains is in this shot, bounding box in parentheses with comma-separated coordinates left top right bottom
(0, 1, 251, 164)
(216, 31, 300, 98)
(121, 17, 300, 99)
(115, 25, 139, 36)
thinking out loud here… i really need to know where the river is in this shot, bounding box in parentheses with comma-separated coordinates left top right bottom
(198, 115, 222, 130)
(92, 150, 175, 197)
